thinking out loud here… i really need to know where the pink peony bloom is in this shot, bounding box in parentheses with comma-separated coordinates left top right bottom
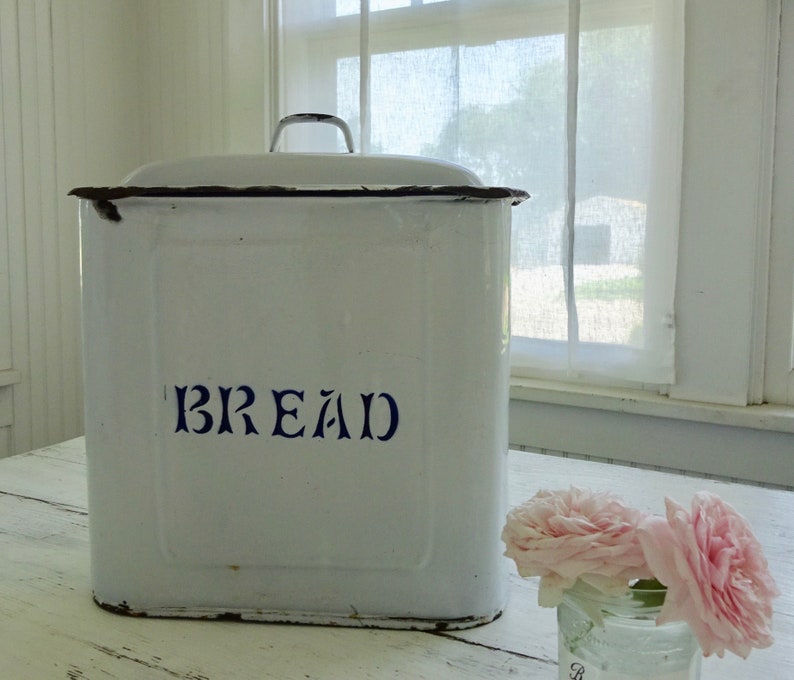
(638, 492, 780, 658)
(501, 487, 652, 607)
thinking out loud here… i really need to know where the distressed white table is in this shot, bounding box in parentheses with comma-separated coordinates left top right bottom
(1, 438, 791, 679)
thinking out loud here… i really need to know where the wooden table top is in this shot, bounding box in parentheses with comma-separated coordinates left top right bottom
(1, 438, 790, 678)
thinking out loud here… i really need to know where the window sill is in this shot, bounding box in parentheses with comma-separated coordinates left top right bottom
(510, 377, 794, 435)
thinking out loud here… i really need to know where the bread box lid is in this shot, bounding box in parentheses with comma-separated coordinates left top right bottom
(69, 114, 528, 217)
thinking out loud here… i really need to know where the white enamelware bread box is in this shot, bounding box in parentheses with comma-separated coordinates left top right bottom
(72, 114, 528, 630)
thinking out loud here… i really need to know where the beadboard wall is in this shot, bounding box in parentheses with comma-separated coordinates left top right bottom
(0, 0, 266, 457)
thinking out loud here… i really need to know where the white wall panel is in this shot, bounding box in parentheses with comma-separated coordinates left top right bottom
(0, 1, 20, 379)
(2, 0, 37, 455)
(49, 1, 145, 458)
(139, 0, 258, 162)
(0, 0, 266, 457)
(137, 0, 266, 161)
(18, 0, 63, 448)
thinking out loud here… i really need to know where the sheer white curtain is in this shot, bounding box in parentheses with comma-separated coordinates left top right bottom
(275, 0, 684, 386)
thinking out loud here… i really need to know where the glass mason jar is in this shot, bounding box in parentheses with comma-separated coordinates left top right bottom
(557, 580, 702, 680)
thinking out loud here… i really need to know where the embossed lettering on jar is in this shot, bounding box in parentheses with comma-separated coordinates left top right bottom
(557, 581, 701, 680)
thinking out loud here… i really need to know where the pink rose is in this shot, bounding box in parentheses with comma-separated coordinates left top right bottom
(501, 487, 652, 606)
(638, 492, 780, 658)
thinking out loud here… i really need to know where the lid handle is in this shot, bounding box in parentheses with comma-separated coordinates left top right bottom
(269, 113, 355, 153)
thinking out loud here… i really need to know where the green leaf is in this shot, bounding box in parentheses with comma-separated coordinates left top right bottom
(630, 578, 667, 608)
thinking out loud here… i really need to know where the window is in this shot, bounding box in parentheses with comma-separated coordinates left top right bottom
(276, 0, 684, 388)
(271, 0, 793, 416)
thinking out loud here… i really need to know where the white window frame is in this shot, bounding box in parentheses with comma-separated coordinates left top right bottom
(511, 0, 788, 413)
(763, 0, 794, 406)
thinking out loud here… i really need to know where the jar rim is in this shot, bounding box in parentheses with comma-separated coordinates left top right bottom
(562, 579, 667, 614)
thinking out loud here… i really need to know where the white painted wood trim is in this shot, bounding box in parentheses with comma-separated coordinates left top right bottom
(747, 0, 782, 404)
(669, 0, 780, 405)
(0, 370, 20, 388)
(0, 384, 13, 458)
(510, 383, 794, 488)
(512, 378, 794, 434)
(765, 0, 794, 404)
